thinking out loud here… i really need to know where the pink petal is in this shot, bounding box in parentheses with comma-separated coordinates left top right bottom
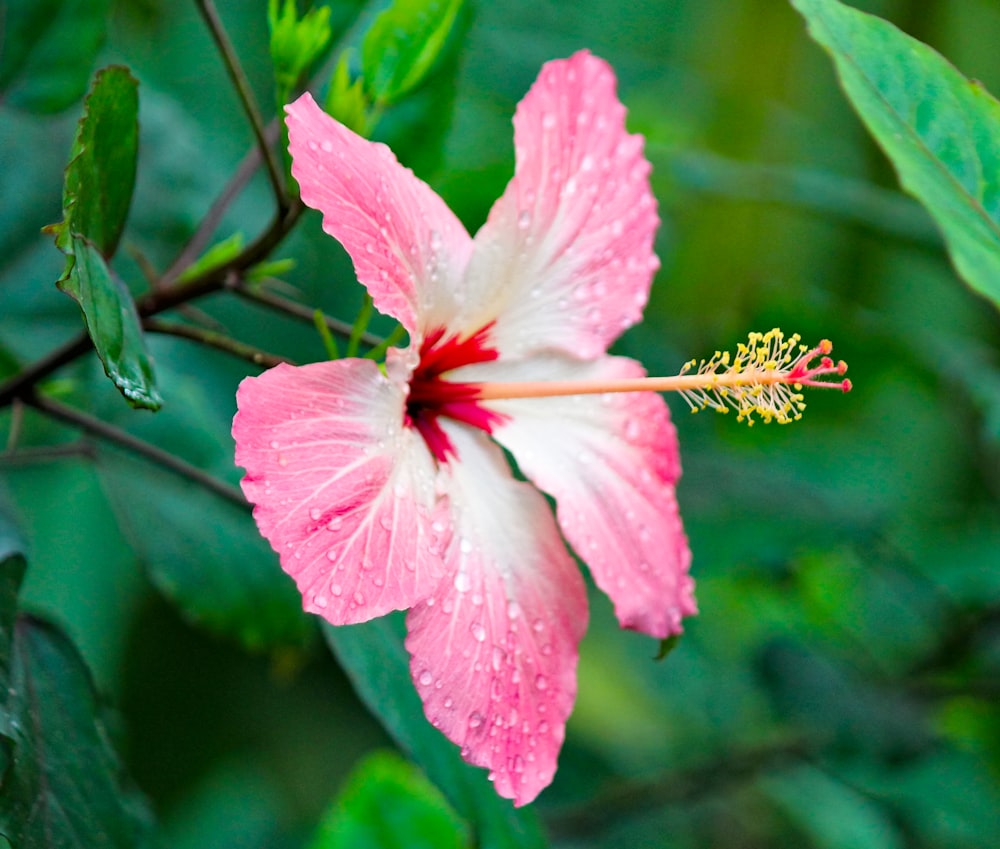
(233, 359, 450, 624)
(286, 93, 473, 337)
(405, 425, 587, 806)
(459, 51, 660, 359)
(461, 355, 695, 638)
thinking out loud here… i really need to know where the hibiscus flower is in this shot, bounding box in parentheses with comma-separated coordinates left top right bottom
(233, 50, 695, 806)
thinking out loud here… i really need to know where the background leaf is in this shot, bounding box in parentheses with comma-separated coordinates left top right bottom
(323, 618, 547, 849)
(791, 0, 1000, 309)
(0, 512, 153, 848)
(308, 750, 470, 849)
(97, 447, 313, 654)
(362, 0, 464, 105)
(0, 616, 155, 849)
(0, 0, 109, 114)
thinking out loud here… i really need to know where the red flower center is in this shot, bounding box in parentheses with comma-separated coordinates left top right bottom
(405, 323, 507, 462)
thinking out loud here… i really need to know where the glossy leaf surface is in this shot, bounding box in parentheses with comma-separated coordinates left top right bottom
(793, 0, 1000, 308)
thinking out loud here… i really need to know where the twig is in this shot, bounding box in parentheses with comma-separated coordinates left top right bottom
(1, 442, 97, 465)
(544, 737, 810, 841)
(160, 121, 281, 286)
(226, 277, 384, 348)
(194, 0, 287, 209)
(25, 393, 248, 509)
(0, 335, 92, 409)
(143, 318, 292, 368)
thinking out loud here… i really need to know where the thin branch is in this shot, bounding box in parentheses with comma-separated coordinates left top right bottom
(160, 121, 281, 286)
(226, 277, 385, 349)
(25, 394, 248, 509)
(144, 318, 292, 368)
(0, 334, 92, 409)
(544, 737, 810, 841)
(1, 442, 97, 465)
(194, 0, 287, 209)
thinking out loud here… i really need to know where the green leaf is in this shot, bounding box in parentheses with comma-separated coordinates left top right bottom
(791, 0, 1000, 309)
(175, 232, 245, 285)
(361, 0, 464, 106)
(308, 751, 471, 849)
(0, 617, 154, 849)
(0, 512, 153, 848)
(762, 764, 905, 849)
(97, 449, 314, 653)
(57, 236, 161, 410)
(268, 0, 333, 105)
(0, 515, 27, 688)
(0, 0, 108, 114)
(323, 618, 548, 849)
(48, 67, 159, 409)
(324, 51, 370, 136)
(58, 65, 140, 257)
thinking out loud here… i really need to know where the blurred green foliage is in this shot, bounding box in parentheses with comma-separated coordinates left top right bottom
(1, 0, 999, 847)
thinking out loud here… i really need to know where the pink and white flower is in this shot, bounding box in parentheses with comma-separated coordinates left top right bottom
(233, 51, 695, 806)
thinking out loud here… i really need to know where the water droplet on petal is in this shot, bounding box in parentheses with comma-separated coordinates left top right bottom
(534, 674, 549, 691)
(313, 595, 328, 609)
(353, 590, 365, 606)
(320, 139, 333, 153)
(507, 601, 521, 619)
(330, 583, 343, 597)
(327, 516, 343, 530)
(469, 712, 483, 729)
(418, 669, 433, 686)
(470, 622, 486, 642)
(454, 572, 471, 592)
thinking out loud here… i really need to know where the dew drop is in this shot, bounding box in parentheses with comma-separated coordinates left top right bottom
(327, 516, 343, 530)
(491, 646, 505, 671)
(470, 622, 487, 642)
(507, 601, 522, 620)
(538, 719, 550, 733)
(313, 595, 328, 609)
(469, 712, 483, 729)
(534, 674, 549, 691)
(320, 139, 333, 153)
(542, 113, 557, 130)
(418, 669, 433, 686)
(269, 440, 280, 449)
(517, 210, 532, 229)
(353, 590, 365, 606)
(540, 643, 553, 656)
(330, 583, 343, 597)
(459, 537, 474, 554)
(454, 572, 471, 592)
(532, 618, 545, 633)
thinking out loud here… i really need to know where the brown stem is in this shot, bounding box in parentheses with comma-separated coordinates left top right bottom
(25, 393, 248, 509)
(193, 0, 287, 209)
(227, 277, 385, 349)
(160, 121, 281, 286)
(144, 317, 292, 369)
